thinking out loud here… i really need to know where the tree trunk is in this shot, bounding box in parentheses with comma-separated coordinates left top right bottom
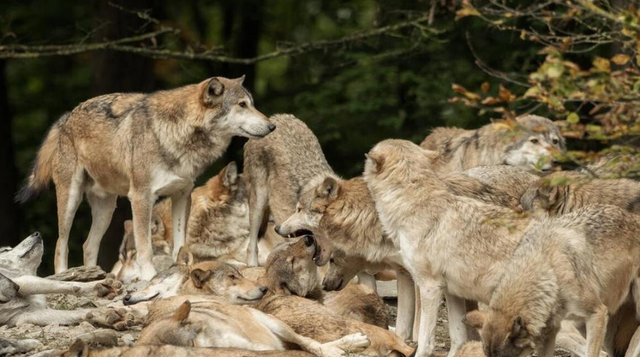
(92, 0, 156, 270)
(0, 59, 20, 246)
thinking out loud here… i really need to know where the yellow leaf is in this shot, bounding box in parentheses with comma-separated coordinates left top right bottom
(481, 82, 490, 93)
(567, 112, 580, 124)
(546, 65, 563, 79)
(611, 54, 630, 65)
(592, 57, 611, 73)
(455, 1, 480, 20)
(523, 87, 541, 98)
(452, 84, 481, 101)
(498, 85, 516, 102)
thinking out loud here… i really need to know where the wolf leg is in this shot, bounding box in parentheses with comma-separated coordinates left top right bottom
(625, 325, 640, 357)
(54, 166, 85, 273)
(130, 190, 156, 280)
(12, 308, 92, 326)
(537, 325, 559, 357)
(247, 177, 268, 267)
(445, 292, 468, 357)
(414, 277, 443, 357)
(13, 275, 122, 299)
(357, 272, 377, 292)
(396, 269, 415, 340)
(585, 305, 608, 357)
(171, 186, 193, 260)
(83, 192, 117, 266)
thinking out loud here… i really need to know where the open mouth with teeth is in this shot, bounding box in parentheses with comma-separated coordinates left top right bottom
(284, 229, 313, 238)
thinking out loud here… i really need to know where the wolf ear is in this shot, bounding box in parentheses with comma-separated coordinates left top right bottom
(537, 184, 559, 208)
(234, 75, 246, 85)
(190, 269, 212, 289)
(510, 316, 528, 340)
(317, 177, 339, 200)
(203, 78, 225, 107)
(462, 310, 486, 330)
(173, 300, 191, 324)
(222, 162, 239, 189)
(176, 246, 194, 266)
(64, 339, 89, 357)
(365, 152, 385, 173)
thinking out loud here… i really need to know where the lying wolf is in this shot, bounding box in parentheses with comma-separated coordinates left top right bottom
(0, 232, 127, 328)
(140, 298, 370, 357)
(18, 76, 274, 279)
(265, 236, 389, 328)
(421, 114, 565, 173)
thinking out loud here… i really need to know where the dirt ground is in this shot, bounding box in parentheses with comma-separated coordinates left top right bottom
(0, 294, 575, 357)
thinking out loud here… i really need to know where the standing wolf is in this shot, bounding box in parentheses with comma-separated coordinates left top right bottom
(17, 76, 273, 279)
(421, 115, 565, 173)
(244, 114, 334, 267)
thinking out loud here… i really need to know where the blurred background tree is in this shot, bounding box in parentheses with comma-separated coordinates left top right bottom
(1, 0, 636, 274)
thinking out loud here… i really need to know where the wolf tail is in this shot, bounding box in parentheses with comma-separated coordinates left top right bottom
(15, 114, 67, 203)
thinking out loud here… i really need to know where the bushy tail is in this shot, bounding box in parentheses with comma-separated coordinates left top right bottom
(15, 117, 64, 203)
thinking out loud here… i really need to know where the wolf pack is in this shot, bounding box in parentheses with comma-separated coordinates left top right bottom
(1, 76, 639, 357)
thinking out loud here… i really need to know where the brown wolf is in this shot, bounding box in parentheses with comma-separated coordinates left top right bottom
(420, 115, 565, 173)
(264, 236, 389, 328)
(44, 338, 314, 357)
(465, 205, 640, 357)
(139, 298, 370, 357)
(243, 114, 334, 267)
(361, 139, 604, 357)
(18, 76, 274, 279)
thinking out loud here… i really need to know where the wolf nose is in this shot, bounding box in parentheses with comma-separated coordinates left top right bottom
(259, 286, 268, 294)
(274, 225, 282, 235)
(268, 123, 276, 132)
(32, 232, 40, 238)
(123, 294, 132, 305)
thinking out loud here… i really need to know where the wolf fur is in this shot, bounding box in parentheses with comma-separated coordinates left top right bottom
(0, 233, 127, 328)
(362, 139, 603, 357)
(264, 237, 389, 328)
(420, 115, 565, 173)
(18, 76, 274, 279)
(244, 114, 334, 267)
(140, 298, 370, 357)
(467, 205, 640, 357)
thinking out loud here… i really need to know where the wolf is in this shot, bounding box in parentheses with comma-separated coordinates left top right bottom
(464, 205, 640, 357)
(41, 338, 315, 357)
(264, 236, 389, 328)
(0, 337, 43, 356)
(420, 114, 565, 173)
(361, 139, 602, 357)
(521, 169, 640, 215)
(122, 247, 266, 305)
(0, 232, 128, 328)
(243, 114, 334, 267)
(18, 76, 274, 279)
(140, 298, 370, 357)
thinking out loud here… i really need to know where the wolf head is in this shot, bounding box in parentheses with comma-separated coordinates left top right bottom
(123, 247, 194, 305)
(464, 310, 534, 357)
(0, 273, 18, 304)
(265, 237, 321, 296)
(137, 301, 206, 347)
(501, 115, 565, 172)
(199, 76, 275, 139)
(187, 261, 267, 304)
(322, 250, 365, 291)
(0, 232, 43, 277)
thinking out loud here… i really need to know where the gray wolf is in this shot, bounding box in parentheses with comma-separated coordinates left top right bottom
(264, 236, 389, 328)
(139, 298, 370, 357)
(464, 205, 640, 357)
(0, 232, 126, 328)
(256, 292, 414, 356)
(420, 114, 565, 173)
(521, 169, 640, 215)
(361, 139, 599, 357)
(122, 247, 267, 305)
(42, 338, 315, 357)
(244, 114, 334, 267)
(18, 76, 274, 279)
(0, 337, 42, 356)
(274, 176, 417, 341)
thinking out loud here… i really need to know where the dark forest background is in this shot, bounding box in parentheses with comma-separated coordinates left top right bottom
(1, 0, 637, 274)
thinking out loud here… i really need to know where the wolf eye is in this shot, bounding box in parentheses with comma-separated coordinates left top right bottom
(229, 274, 237, 280)
(239, 101, 247, 108)
(552, 138, 559, 144)
(530, 138, 539, 144)
(296, 207, 301, 213)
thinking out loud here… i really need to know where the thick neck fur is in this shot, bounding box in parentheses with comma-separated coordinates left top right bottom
(321, 178, 398, 263)
(147, 86, 232, 179)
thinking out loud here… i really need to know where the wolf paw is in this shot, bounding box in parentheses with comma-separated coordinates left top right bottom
(86, 307, 136, 331)
(93, 274, 123, 299)
(316, 344, 345, 357)
(328, 332, 370, 353)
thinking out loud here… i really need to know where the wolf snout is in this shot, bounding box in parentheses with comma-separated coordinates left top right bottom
(275, 225, 284, 236)
(122, 294, 133, 305)
(259, 286, 268, 294)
